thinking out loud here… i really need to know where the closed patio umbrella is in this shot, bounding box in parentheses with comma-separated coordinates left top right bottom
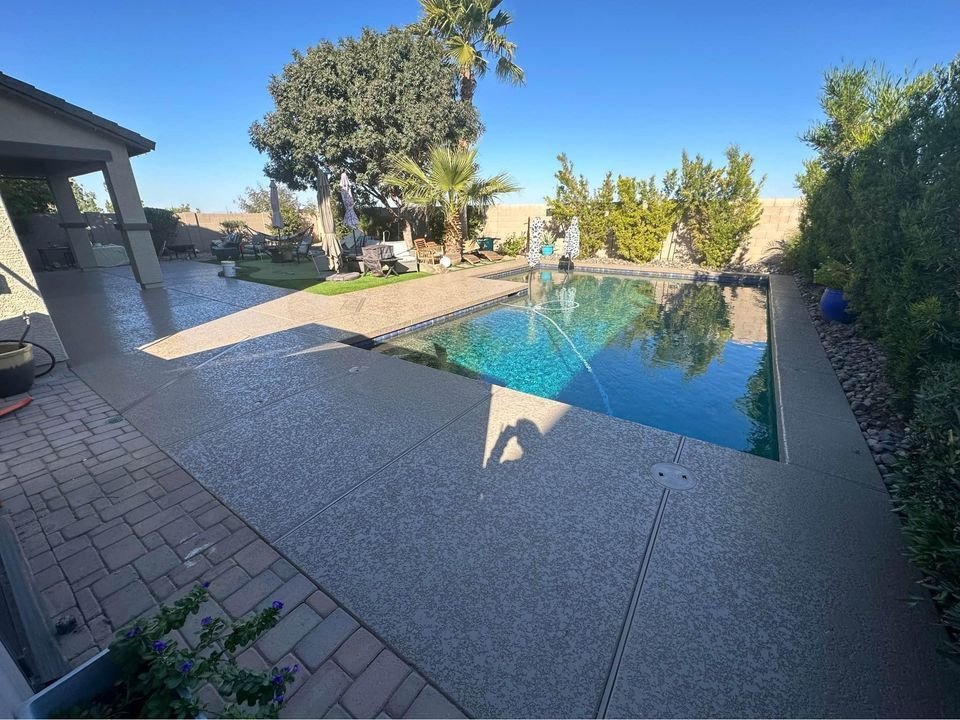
(269, 179, 284, 231)
(316, 169, 341, 272)
(339, 172, 360, 243)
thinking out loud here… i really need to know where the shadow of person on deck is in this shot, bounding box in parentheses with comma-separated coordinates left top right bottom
(486, 417, 544, 466)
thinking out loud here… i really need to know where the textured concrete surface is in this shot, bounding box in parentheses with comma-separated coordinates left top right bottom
(168, 343, 492, 539)
(22, 260, 959, 718)
(279, 388, 679, 717)
(605, 438, 956, 717)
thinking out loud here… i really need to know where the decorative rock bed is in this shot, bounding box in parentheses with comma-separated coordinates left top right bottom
(794, 274, 910, 486)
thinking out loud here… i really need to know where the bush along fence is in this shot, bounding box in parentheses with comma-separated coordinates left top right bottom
(541, 148, 764, 269)
(788, 56, 960, 655)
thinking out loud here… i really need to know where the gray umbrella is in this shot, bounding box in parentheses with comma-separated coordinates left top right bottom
(269, 179, 284, 231)
(316, 170, 341, 272)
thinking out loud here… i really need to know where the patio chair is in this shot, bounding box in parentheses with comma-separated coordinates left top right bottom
(414, 238, 443, 270)
(240, 233, 269, 261)
(210, 232, 242, 261)
(293, 228, 315, 263)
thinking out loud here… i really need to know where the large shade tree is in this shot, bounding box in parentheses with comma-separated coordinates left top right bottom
(249, 26, 480, 237)
(418, 0, 524, 105)
(385, 145, 519, 263)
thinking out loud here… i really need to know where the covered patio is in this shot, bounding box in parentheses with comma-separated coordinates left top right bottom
(0, 72, 163, 360)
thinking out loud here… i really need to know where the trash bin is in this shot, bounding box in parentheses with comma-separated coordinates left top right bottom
(478, 237, 495, 251)
(221, 260, 237, 278)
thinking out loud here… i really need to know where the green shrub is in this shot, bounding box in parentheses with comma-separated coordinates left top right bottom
(610, 174, 678, 263)
(812, 259, 851, 289)
(676, 147, 764, 269)
(143, 207, 180, 256)
(498, 232, 526, 255)
(891, 362, 960, 656)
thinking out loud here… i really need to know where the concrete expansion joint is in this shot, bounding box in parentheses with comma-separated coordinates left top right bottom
(597, 436, 685, 718)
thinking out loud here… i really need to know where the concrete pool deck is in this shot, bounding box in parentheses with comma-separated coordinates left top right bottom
(28, 260, 960, 716)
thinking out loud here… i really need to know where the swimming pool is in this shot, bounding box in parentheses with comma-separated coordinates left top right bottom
(375, 270, 778, 458)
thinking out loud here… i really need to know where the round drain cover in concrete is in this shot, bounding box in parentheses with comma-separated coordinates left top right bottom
(651, 462, 696, 490)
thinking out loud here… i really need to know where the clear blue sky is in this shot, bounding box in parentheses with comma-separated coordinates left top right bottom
(3, 0, 958, 209)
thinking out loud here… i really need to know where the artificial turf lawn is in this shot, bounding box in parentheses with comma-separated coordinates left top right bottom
(211, 258, 431, 295)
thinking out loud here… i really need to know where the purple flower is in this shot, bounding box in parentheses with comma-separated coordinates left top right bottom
(179, 661, 193, 673)
(271, 600, 283, 611)
(273, 694, 285, 704)
(201, 581, 210, 589)
(200, 616, 212, 627)
(281, 666, 290, 674)
(272, 674, 283, 686)
(292, 664, 300, 674)
(152, 640, 167, 654)
(125, 626, 142, 639)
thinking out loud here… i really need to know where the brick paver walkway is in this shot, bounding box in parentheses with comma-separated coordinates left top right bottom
(0, 370, 465, 719)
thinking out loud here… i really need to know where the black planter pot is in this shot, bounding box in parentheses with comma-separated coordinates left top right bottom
(0, 342, 34, 397)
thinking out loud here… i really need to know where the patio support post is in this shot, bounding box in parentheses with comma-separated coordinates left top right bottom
(102, 150, 163, 289)
(48, 174, 98, 269)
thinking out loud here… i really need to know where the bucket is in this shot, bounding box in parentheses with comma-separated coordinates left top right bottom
(0, 342, 35, 397)
(221, 260, 237, 278)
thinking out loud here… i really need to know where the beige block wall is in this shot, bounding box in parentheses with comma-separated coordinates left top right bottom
(480, 204, 548, 241)
(0, 196, 67, 361)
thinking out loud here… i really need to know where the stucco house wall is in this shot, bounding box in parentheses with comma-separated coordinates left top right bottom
(0, 194, 67, 361)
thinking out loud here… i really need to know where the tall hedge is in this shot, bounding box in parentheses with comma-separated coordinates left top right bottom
(794, 57, 960, 655)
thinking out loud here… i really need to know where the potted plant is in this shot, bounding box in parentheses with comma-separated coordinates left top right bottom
(19, 585, 297, 719)
(814, 259, 853, 323)
(541, 240, 555, 256)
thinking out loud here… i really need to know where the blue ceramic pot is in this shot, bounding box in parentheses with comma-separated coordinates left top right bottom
(820, 287, 853, 323)
(541, 245, 555, 256)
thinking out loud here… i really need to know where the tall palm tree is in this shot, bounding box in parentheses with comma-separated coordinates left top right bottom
(419, 0, 524, 106)
(385, 146, 520, 264)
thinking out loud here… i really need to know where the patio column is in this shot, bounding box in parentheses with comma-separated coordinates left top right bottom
(102, 149, 163, 289)
(48, 174, 97, 269)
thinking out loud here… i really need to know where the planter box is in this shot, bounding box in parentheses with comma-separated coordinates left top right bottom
(18, 649, 117, 719)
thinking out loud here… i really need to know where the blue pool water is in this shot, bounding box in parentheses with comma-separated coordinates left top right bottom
(376, 270, 777, 458)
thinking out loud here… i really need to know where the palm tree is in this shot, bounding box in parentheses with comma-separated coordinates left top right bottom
(385, 146, 520, 264)
(418, 0, 524, 106)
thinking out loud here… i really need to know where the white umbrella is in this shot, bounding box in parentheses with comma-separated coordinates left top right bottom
(269, 179, 284, 231)
(339, 172, 360, 239)
(316, 169, 341, 272)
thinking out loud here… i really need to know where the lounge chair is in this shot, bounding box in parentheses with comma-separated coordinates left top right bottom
(460, 252, 482, 265)
(477, 249, 503, 262)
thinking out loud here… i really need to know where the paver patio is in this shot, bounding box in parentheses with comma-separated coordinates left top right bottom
(5, 260, 957, 717)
